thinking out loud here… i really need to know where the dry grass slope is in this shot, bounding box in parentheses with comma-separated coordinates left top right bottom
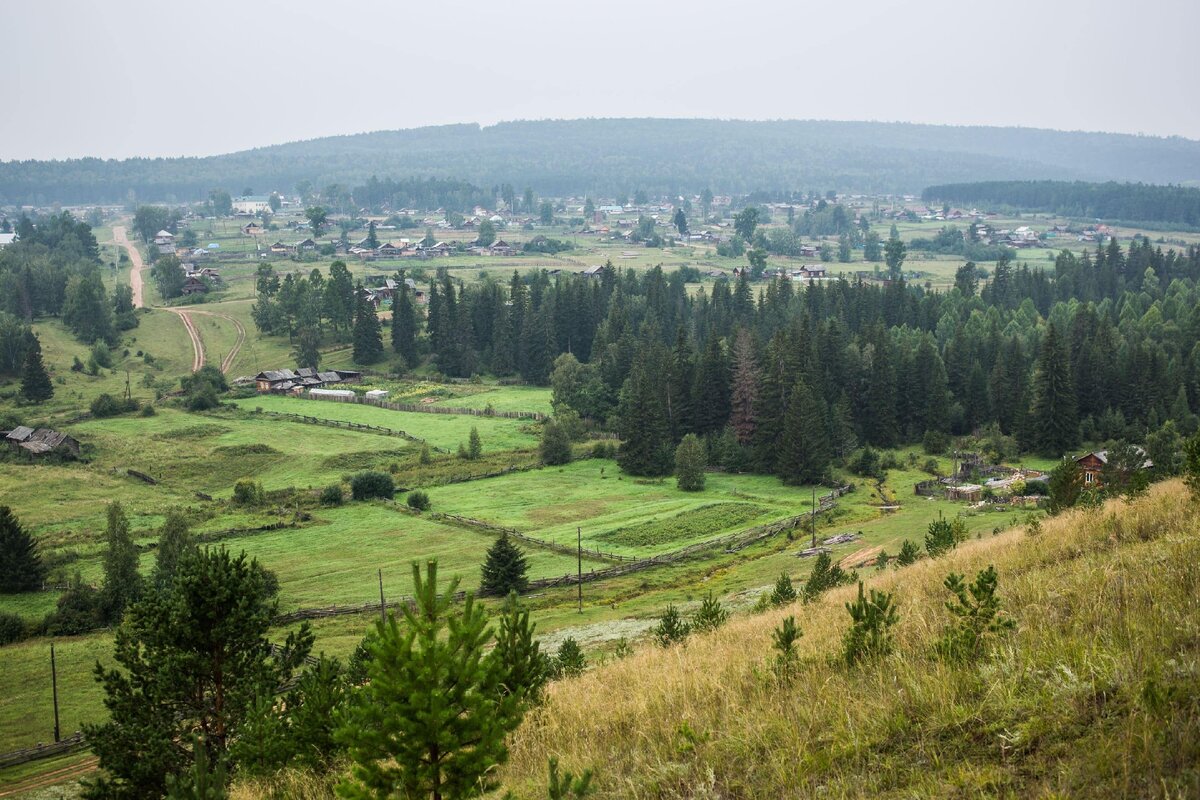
(499, 481, 1200, 799)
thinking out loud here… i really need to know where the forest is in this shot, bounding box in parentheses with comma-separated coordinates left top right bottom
(250, 237, 1200, 483)
(5, 119, 1200, 204)
(922, 180, 1200, 227)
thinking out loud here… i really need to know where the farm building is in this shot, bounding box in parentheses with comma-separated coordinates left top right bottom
(364, 389, 389, 400)
(1075, 448, 1152, 487)
(0, 232, 18, 248)
(241, 221, 264, 236)
(3, 426, 81, 459)
(253, 368, 362, 394)
(946, 484, 983, 502)
(309, 388, 356, 399)
(233, 196, 271, 215)
(181, 275, 208, 296)
(269, 241, 290, 256)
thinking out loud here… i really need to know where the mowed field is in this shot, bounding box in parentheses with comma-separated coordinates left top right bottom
(230, 395, 540, 452)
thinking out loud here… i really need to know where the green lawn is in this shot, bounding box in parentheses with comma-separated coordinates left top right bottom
(231, 395, 540, 452)
(428, 384, 553, 415)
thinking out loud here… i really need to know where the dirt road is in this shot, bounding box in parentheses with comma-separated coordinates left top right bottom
(168, 308, 206, 371)
(0, 755, 98, 797)
(112, 226, 145, 309)
(186, 309, 247, 374)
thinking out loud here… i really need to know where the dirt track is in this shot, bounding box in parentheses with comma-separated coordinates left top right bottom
(112, 226, 145, 309)
(168, 308, 206, 371)
(0, 755, 98, 797)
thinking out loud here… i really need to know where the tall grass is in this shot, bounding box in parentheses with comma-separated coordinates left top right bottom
(497, 481, 1200, 798)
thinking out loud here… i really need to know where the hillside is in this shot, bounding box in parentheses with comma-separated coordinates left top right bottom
(922, 180, 1200, 227)
(4, 119, 1200, 204)
(484, 482, 1200, 799)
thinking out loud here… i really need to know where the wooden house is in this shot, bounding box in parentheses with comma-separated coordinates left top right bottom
(181, 275, 208, 296)
(1074, 449, 1152, 487)
(4, 426, 81, 458)
(269, 241, 291, 256)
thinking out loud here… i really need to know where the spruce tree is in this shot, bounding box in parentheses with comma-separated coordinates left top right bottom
(674, 433, 707, 491)
(101, 502, 142, 622)
(540, 420, 573, 466)
(777, 377, 830, 485)
(729, 330, 759, 444)
(692, 334, 730, 435)
(480, 535, 529, 596)
(467, 426, 482, 460)
(1028, 322, 1078, 456)
(617, 343, 673, 477)
(390, 282, 418, 367)
(336, 561, 524, 800)
(352, 288, 384, 365)
(19, 333, 53, 403)
(492, 593, 546, 703)
(0, 505, 46, 593)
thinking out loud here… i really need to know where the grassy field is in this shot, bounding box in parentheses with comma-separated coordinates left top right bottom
(230, 395, 540, 452)
(493, 481, 1200, 799)
(428, 384, 553, 415)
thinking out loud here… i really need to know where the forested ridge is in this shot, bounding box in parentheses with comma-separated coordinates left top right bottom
(254, 237, 1200, 482)
(923, 180, 1200, 226)
(4, 119, 1200, 204)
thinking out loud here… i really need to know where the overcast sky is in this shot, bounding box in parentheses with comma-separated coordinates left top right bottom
(3, 0, 1198, 160)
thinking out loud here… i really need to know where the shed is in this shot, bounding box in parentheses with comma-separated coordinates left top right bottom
(946, 484, 983, 502)
(364, 389, 389, 400)
(309, 388, 356, 399)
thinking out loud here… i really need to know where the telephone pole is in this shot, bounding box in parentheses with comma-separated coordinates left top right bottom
(50, 643, 60, 743)
(378, 569, 386, 623)
(577, 527, 583, 613)
(811, 486, 817, 549)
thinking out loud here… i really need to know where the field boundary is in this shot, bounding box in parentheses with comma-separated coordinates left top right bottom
(252, 410, 447, 452)
(306, 392, 547, 421)
(0, 733, 87, 770)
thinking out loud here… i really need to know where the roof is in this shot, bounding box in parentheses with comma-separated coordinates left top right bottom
(234, 195, 271, 203)
(0, 233, 17, 246)
(5, 426, 34, 442)
(255, 369, 298, 382)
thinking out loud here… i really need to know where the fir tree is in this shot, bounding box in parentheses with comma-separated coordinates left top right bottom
(777, 377, 830, 485)
(467, 426, 482, 460)
(729, 330, 759, 444)
(1028, 322, 1078, 456)
(674, 433, 707, 491)
(19, 332, 53, 403)
(554, 637, 586, 677)
(692, 335, 730, 435)
(480, 535, 529, 596)
(617, 343, 673, 477)
(492, 593, 546, 703)
(337, 561, 523, 800)
(390, 282, 418, 367)
(293, 326, 322, 371)
(351, 287, 384, 365)
(0, 505, 46, 593)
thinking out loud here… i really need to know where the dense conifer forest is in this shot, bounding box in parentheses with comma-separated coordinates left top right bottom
(923, 180, 1200, 227)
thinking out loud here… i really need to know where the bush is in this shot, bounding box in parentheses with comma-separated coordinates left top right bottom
(843, 582, 898, 665)
(922, 430, 950, 455)
(0, 611, 28, 645)
(540, 421, 573, 466)
(406, 490, 431, 511)
(591, 440, 615, 459)
(139, 403, 156, 417)
(770, 573, 797, 606)
(90, 393, 137, 418)
(350, 471, 395, 501)
(319, 484, 344, 506)
(652, 604, 690, 647)
(90, 341, 113, 369)
(232, 479, 265, 506)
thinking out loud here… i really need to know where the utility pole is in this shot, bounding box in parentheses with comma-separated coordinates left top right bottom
(577, 527, 583, 614)
(811, 486, 817, 549)
(378, 569, 386, 623)
(51, 643, 60, 743)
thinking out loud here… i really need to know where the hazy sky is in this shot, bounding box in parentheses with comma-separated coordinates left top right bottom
(4, 0, 1198, 160)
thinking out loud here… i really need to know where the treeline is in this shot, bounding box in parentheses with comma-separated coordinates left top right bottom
(922, 180, 1200, 227)
(363, 237, 1200, 482)
(350, 175, 491, 213)
(7, 119, 1200, 204)
(0, 213, 136, 350)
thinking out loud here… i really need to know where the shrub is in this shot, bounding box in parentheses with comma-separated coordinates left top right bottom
(350, 471, 394, 501)
(90, 393, 136, 418)
(0, 611, 28, 645)
(674, 434, 706, 492)
(802, 551, 855, 602)
(691, 592, 728, 633)
(232, 479, 265, 506)
(418, 444, 432, 464)
(540, 421, 573, 466)
(936, 565, 1015, 661)
(843, 582, 898, 665)
(652, 604, 691, 647)
(895, 539, 921, 566)
(406, 490, 431, 511)
(554, 637, 586, 677)
(772, 616, 802, 681)
(925, 514, 968, 557)
(90, 341, 113, 369)
(591, 440, 616, 459)
(922, 430, 950, 455)
(139, 403, 156, 417)
(319, 484, 344, 506)
(770, 573, 797, 606)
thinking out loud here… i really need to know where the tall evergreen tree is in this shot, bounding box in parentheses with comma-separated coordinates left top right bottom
(674, 433, 707, 491)
(729, 330, 760, 444)
(480, 536, 529, 596)
(693, 334, 730, 435)
(390, 281, 418, 367)
(1028, 322, 1078, 456)
(352, 287, 384, 364)
(777, 377, 831, 484)
(152, 511, 194, 592)
(0, 505, 46, 593)
(617, 343, 673, 476)
(19, 332, 53, 403)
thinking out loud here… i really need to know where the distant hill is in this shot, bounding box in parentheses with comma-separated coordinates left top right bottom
(3, 118, 1200, 205)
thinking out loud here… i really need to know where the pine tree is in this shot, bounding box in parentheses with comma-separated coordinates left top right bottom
(481, 535, 529, 596)
(85, 547, 309, 799)
(554, 637, 586, 677)
(101, 502, 142, 622)
(467, 426, 482, 460)
(770, 573, 797, 606)
(0, 505, 46, 592)
(843, 582, 898, 665)
(352, 287, 384, 365)
(337, 561, 523, 800)
(674, 433, 707, 491)
(19, 333, 53, 403)
(390, 282, 418, 367)
(777, 377, 830, 485)
(802, 551, 853, 602)
(691, 591, 729, 632)
(617, 343, 673, 477)
(1028, 322, 1078, 456)
(293, 326, 322, 371)
(153, 510, 194, 592)
(652, 604, 690, 647)
(492, 593, 546, 703)
(692, 335, 730, 435)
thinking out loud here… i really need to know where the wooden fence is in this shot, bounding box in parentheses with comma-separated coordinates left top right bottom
(0, 732, 87, 769)
(255, 410, 446, 452)
(307, 393, 546, 421)
(429, 513, 637, 563)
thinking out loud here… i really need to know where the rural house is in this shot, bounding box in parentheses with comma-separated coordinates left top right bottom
(1075, 448, 1152, 487)
(253, 368, 363, 394)
(233, 195, 271, 215)
(3, 426, 81, 459)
